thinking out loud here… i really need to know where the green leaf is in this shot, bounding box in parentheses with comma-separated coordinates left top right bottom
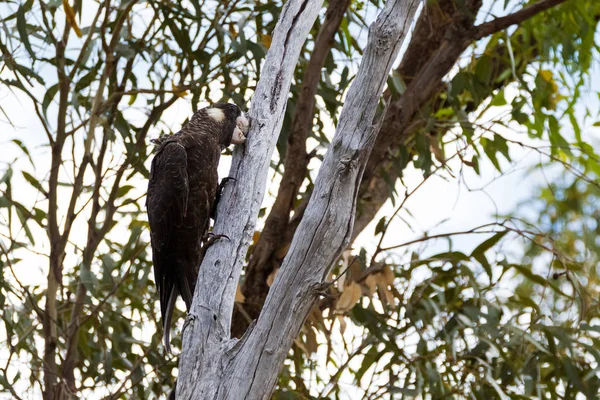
(42, 84, 60, 117)
(568, 113, 581, 142)
(22, 171, 46, 194)
(115, 185, 134, 199)
(11, 139, 34, 167)
(471, 231, 508, 258)
(31, 207, 47, 227)
(431, 251, 470, 263)
(510, 264, 568, 297)
(355, 345, 381, 383)
(489, 89, 507, 107)
(562, 358, 586, 394)
(474, 55, 492, 84)
(547, 115, 571, 155)
(114, 111, 131, 140)
(388, 72, 406, 96)
(246, 40, 266, 64)
(481, 137, 501, 172)
(509, 294, 540, 314)
(15, 207, 34, 245)
(15, 64, 44, 85)
(17, 4, 35, 58)
(450, 72, 467, 99)
(74, 63, 101, 92)
(374, 217, 386, 236)
(494, 135, 511, 162)
(414, 133, 433, 175)
(165, 18, 191, 52)
(471, 156, 480, 175)
(128, 93, 137, 105)
(472, 251, 492, 281)
(0, 166, 13, 184)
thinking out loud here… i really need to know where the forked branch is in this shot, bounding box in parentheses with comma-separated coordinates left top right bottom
(217, 1, 420, 399)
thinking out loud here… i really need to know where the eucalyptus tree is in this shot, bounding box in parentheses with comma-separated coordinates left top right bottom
(0, 0, 599, 399)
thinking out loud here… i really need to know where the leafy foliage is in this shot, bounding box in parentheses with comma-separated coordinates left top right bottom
(0, 0, 599, 399)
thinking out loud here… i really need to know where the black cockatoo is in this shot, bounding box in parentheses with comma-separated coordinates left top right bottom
(146, 103, 249, 351)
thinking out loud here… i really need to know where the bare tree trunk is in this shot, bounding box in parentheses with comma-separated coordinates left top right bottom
(239, 0, 351, 338)
(177, 0, 419, 398)
(176, 0, 325, 398)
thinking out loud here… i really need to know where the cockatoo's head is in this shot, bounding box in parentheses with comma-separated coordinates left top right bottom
(203, 102, 250, 148)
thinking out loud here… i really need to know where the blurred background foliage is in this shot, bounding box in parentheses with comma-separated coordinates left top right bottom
(0, 0, 599, 398)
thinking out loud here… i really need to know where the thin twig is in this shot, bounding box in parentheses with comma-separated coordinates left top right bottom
(472, 0, 568, 40)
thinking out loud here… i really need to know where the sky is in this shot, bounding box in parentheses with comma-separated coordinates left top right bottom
(0, 0, 599, 398)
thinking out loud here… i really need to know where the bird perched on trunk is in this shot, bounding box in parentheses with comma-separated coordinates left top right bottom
(146, 103, 249, 352)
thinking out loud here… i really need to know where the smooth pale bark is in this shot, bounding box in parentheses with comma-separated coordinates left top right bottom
(177, 0, 420, 398)
(222, 1, 420, 398)
(176, 0, 324, 398)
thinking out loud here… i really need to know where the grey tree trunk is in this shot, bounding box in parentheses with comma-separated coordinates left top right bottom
(177, 0, 420, 398)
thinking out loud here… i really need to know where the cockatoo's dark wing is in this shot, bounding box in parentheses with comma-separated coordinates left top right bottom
(146, 141, 189, 351)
